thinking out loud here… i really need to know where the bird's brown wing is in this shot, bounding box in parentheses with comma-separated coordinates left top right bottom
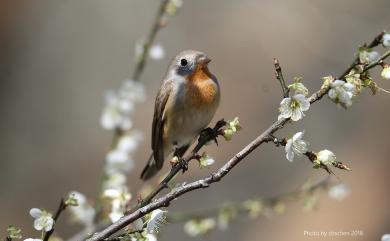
(151, 79, 173, 169)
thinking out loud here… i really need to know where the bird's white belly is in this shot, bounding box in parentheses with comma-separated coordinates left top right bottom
(167, 106, 215, 148)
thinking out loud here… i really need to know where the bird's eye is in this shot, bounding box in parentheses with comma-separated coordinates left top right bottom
(180, 58, 188, 66)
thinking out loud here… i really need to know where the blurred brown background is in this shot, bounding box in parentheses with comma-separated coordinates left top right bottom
(0, 0, 389, 240)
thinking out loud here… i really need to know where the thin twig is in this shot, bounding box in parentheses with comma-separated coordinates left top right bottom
(85, 32, 390, 241)
(132, 0, 171, 81)
(43, 198, 67, 241)
(273, 58, 289, 98)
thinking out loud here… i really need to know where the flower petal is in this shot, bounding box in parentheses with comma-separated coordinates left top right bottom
(291, 108, 303, 121)
(44, 218, 54, 231)
(33, 219, 44, 231)
(292, 131, 304, 142)
(286, 150, 294, 162)
(29, 208, 42, 219)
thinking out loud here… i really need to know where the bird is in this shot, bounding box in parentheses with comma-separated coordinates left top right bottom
(141, 50, 220, 180)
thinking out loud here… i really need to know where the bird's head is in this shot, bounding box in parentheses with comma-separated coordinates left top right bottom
(169, 50, 211, 79)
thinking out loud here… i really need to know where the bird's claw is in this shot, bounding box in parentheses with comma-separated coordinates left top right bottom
(200, 119, 226, 145)
(178, 157, 188, 173)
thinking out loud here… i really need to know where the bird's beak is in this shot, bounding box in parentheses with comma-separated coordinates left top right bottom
(199, 56, 211, 66)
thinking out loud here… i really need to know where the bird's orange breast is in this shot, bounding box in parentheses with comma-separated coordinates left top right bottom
(185, 66, 218, 108)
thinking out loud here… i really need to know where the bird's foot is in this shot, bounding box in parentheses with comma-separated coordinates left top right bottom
(199, 119, 226, 146)
(178, 157, 188, 173)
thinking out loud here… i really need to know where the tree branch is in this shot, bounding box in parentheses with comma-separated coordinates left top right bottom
(274, 58, 289, 97)
(86, 32, 389, 241)
(132, 0, 171, 81)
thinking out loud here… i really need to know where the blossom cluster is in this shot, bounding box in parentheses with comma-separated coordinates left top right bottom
(100, 81, 145, 222)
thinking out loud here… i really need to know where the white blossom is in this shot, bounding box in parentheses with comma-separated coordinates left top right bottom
(103, 188, 131, 223)
(29, 208, 54, 232)
(103, 172, 127, 190)
(367, 51, 380, 63)
(382, 234, 390, 241)
(199, 153, 215, 168)
(108, 203, 123, 223)
(285, 131, 309, 162)
(278, 94, 310, 121)
(105, 149, 134, 174)
(149, 44, 165, 60)
(360, 49, 380, 64)
(24, 239, 42, 241)
(382, 33, 390, 47)
(100, 80, 145, 131)
(119, 80, 146, 102)
(328, 80, 355, 108)
(166, 0, 183, 15)
(68, 191, 95, 227)
(316, 149, 336, 165)
(328, 183, 349, 201)
(184, 218, 216, 237)
(146, 234, 158, 241)
(381, 66, 390, 80)
(117, 131, 143, 152)
(147, 209, 167, 234)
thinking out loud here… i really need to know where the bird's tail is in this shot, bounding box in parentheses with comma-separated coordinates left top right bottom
(140, 153, 159, 180)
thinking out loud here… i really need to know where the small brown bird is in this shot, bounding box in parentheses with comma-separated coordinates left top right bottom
(141, 50, 220, 180)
